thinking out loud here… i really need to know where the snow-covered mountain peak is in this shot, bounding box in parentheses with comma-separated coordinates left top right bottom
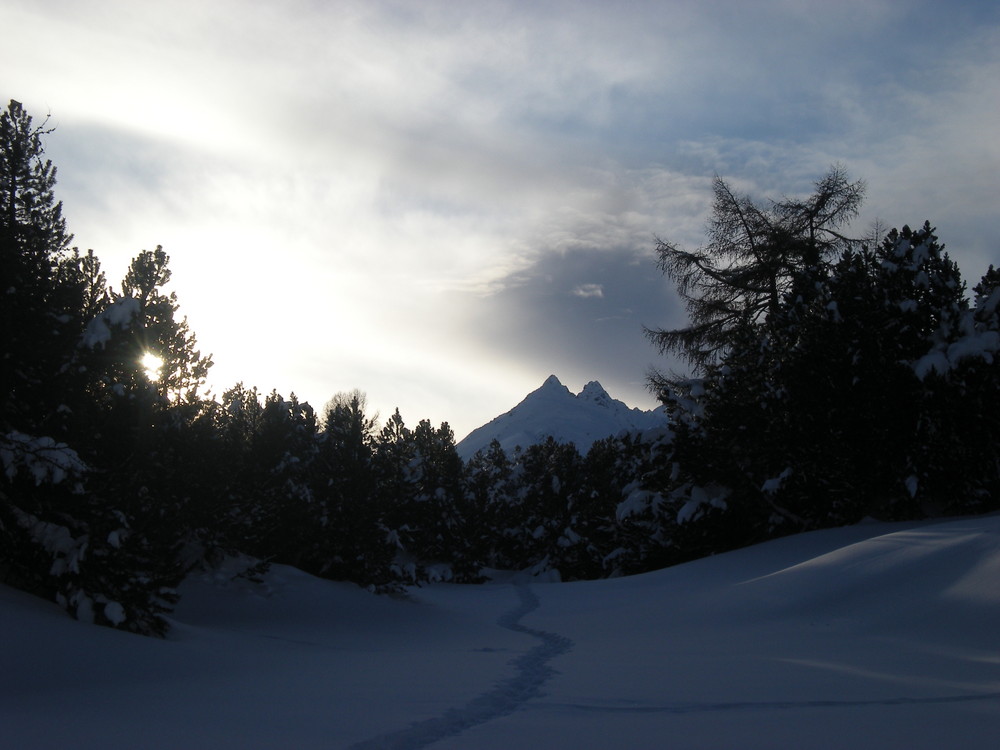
(578, 380, 612, 406)
(532, 374, 572, 399)
(457, 375, 667, 460)
(540, 373, 568, 390)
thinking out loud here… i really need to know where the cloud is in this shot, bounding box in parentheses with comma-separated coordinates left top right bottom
(459, 243, 687, 413)
(572, 284, 604, 299)
(3, 0, 999, 437)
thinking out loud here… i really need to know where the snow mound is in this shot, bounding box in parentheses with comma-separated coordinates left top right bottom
(2, 515, 1000, 748)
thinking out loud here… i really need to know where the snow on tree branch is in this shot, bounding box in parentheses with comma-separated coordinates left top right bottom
(1, 431, 88, 485)
(79, 296, 141, 349)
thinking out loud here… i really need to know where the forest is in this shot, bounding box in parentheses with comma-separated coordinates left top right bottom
(3, 99, 998, 636)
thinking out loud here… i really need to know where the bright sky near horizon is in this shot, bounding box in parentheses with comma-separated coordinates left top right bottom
(2, 0, 998, 438)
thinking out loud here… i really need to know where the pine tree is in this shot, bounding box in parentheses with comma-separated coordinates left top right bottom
(73, 248, 214, 495)
(0, 99, 79, 434)
(605, 431, 678, 574)
(117, 246, 212, 406)
(407, 421, 464, 564)
(0, 102, 215, 635)
(313, 390, 387, 584)
(502, 438, 584, 576)
(908, 256, 1000, 513)
(662, 221, 987, 542)
(372, 408, 417, 579)
(463, 439, 515, 569)
(247, 391, 320, 563)
(558, 435, 626, 578)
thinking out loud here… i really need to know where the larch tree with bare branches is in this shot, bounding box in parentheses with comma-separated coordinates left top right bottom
(645, 166, 865, 394)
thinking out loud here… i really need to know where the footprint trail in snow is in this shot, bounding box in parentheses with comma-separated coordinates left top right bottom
(348, 583, 573, 750)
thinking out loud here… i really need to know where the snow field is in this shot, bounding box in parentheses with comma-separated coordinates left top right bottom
(3, 515, 999, 749)
(349, 585, 573, 749)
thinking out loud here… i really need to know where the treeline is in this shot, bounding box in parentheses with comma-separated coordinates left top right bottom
(645, 169, 1000, 557)
(3, 101, 998, 637)
(0, 100, 671, 635)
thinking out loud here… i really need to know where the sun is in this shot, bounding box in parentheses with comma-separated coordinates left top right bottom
(141, 352, 164, 381)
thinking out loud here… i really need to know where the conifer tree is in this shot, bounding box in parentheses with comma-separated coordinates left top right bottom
(502, 438, 584, 575)
(406, 420, 464, 565)
(118, 246, 213, 406)
(0, 102, 187, 635)
(314, 390, 386, 583)
(657, 217, 994, 549)
(463, 439, 515, 569)
(372, 408, 415, 542)
(0, 99, 79, 434)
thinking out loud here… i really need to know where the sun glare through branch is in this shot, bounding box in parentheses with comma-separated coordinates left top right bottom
(141, 352, 164, 381)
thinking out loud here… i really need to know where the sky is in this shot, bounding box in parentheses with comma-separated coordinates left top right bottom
(2, 0, 998, 438)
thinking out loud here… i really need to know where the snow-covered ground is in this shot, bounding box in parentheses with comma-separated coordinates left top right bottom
(3, 515, 999, 749)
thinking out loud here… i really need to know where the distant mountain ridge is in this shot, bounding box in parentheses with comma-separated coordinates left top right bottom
(456, 375, 667, 460)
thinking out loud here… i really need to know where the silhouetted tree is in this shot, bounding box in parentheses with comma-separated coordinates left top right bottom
(646, 167, 864, 388)
(314, 390, 388, 584)
(0, 99, 79, 434)
(405, 419, 466, 576)
(498, 438, 584, 575)
(0, 102, 193, 635)
(656, 219, 996, 555)
(463, 439, 515, 569)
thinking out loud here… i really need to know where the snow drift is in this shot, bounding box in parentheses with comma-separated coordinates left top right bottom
(3, 514, 1000, 748)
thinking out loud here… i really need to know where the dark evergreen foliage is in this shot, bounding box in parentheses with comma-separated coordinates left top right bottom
(4, 102, 997, 638)
(649, 174, 1000, 558)
(463, 439, 515, 569)
(313, 391, 385, 583)
(0, 99, 79, 435)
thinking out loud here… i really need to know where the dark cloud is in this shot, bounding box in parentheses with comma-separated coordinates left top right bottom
(465, 245, 687, 407)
